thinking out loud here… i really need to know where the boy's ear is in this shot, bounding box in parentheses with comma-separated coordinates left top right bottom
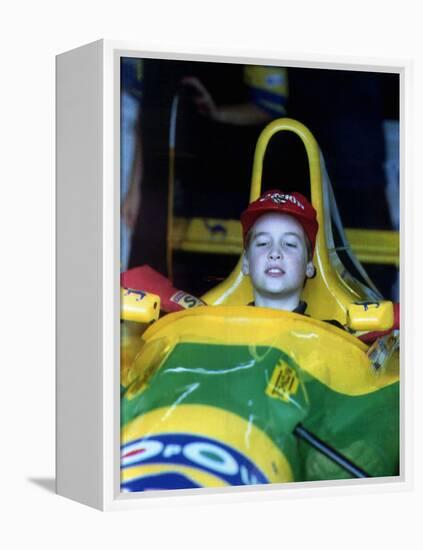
(305, 262, 316, 279)
(242, 252, 250, 276)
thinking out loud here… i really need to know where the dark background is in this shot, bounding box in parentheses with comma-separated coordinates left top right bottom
(125, 58, 399, 300)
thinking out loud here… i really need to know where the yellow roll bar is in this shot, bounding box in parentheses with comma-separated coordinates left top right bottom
(202, 118, 393, 327)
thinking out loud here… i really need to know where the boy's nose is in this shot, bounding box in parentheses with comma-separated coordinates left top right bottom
(269, 249, 282, 260)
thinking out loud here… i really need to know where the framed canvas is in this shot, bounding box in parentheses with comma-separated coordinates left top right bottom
(56, 39, 411, 511)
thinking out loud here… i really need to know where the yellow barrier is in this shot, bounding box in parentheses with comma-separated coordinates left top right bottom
(172, 217, 399, 267)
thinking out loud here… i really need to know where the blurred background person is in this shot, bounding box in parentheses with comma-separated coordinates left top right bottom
(120, 57, 143, 271)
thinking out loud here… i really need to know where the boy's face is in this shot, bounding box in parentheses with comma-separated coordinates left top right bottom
(242, 213, 314, 302)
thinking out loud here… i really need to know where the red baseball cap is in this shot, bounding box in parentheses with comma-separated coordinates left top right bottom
(240, 190, 319, 253)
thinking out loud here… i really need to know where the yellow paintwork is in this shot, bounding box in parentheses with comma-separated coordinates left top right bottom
(121, 320, 149, 379)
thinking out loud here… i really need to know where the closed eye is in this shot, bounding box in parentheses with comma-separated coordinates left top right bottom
(285, 242, 298, 248)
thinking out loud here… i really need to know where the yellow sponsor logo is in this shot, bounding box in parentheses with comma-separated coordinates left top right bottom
(266, 360, 299, 402)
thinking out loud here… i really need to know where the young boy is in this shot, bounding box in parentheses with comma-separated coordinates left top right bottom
(241, 189, 318, 313)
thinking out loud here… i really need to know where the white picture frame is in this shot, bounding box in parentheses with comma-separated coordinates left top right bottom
(56, 39, 411, 511)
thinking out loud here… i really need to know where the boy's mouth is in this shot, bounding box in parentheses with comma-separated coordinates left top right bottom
(265, 267, 285, 277)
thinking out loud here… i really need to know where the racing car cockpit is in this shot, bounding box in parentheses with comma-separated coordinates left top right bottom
(120, 119, 400, 492)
